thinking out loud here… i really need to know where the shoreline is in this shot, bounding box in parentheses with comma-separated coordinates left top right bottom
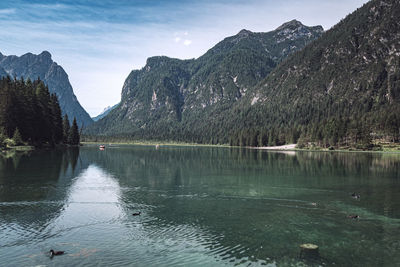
(82, 142, 400, 154)
(0, 145, 35, 152)
(254, 144, 297, 150)
(81, 141, 230, 148)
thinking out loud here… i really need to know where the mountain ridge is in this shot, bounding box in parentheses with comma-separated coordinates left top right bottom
(87, 1, 400, 147)
(87, 20, 324, 137)
(210, 0, 400, 146)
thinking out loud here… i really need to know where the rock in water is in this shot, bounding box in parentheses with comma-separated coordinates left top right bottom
(299, 243, 320, 260)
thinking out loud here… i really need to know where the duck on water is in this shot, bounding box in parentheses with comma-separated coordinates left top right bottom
(49, 249, 64, 257)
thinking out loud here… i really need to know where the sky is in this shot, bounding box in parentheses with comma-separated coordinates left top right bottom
(0, 0, 369, 117)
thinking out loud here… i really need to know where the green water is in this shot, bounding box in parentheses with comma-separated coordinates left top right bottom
(0, 145, 399, 266)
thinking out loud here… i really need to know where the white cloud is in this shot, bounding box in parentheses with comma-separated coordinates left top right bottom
(174, 37, 181, 43)
(183, 39, 192, 46)
(0, 8, 15, 15)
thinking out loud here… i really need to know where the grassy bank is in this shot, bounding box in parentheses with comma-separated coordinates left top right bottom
(0, 145, 34, 159)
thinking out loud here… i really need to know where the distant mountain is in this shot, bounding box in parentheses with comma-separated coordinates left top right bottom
(0, 51, 93, 127)
(87, 20, 323, 137)
(92, 104, 119, 122)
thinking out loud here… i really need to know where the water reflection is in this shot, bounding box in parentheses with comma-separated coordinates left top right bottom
(0, 146, 399, 266)
(0, 148, 83, 263)
(79, 146, 400, 266)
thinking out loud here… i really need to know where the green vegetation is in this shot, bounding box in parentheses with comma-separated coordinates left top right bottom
(85, 0, 399, 150)
(68, 117, 80, 145)
(227, 0, 400, 150)
(0, 76, 80, 149)
(85, 21, 323, 141)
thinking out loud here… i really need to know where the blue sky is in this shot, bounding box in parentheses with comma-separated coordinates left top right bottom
(0, 0, 368, 116)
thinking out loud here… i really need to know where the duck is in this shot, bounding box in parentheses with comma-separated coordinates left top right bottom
(351, 193, 360, 199)
(347, 215, 359, 219)
(132, 212, 141, 216)
(49, 249, 64, 257)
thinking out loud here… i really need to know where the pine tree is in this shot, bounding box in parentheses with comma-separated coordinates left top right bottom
(62, 114, 70, 144)
(50, 94, 63, 144)
(0, 127, 6, 148)
(12, 128, 23, 146)
(68, 117, 80, 145)
(0, 77, 65, 146)
(0, 76, 17, 137)
(35, 82, 52, 143)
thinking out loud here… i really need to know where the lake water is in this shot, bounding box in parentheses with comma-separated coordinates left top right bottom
(0, 145, 399, 266)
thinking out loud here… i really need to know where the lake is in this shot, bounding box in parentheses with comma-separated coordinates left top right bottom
(0, 145, 399, 266)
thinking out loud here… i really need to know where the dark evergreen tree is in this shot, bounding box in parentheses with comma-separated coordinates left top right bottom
(62, 114, 70, 144)
(385, 113, 400, 142)
(0, 127, 6, 148)
(68, 117, 80, 145)
(12, 128, 23, 146)
(0, 76, 17, 137)
(50, 94, 63, 144)
(35, 82, 52, 143)
(0, 77, 64, 146)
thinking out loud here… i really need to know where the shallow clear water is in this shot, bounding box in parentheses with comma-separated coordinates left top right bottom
(0, 146, 399, 266)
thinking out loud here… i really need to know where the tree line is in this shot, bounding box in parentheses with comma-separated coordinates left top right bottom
(0, 76, 80, 148)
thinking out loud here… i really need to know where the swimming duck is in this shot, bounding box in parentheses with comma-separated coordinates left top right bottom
(347, 215, 359, 219)
(351, 193, 360, 199)
(132, 212, 141, 216)
(49, 249, 64, 257)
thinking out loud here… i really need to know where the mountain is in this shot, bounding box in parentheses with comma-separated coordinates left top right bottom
(0, 51, 93, 127)
(92, 104, 119, 122)
(87, 20, 323, 137)
(231, 0, 400, 146)
(0, 67, 7, 78)
(88, 0, 400, 148)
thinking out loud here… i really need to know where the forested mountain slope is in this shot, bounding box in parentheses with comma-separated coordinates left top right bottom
(87, 20, 323, 138)
(88, 0, 400, 147)
(230, 0, 400, 147)
(0, 51, 93, 127)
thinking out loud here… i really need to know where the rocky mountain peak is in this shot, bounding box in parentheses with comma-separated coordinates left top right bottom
(276, 19, 304, 31)
(39, 50, 52, 60)
(274, 19, 323, 43)
(237, 29, 252, 36)
(145, 56, 170, 69)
